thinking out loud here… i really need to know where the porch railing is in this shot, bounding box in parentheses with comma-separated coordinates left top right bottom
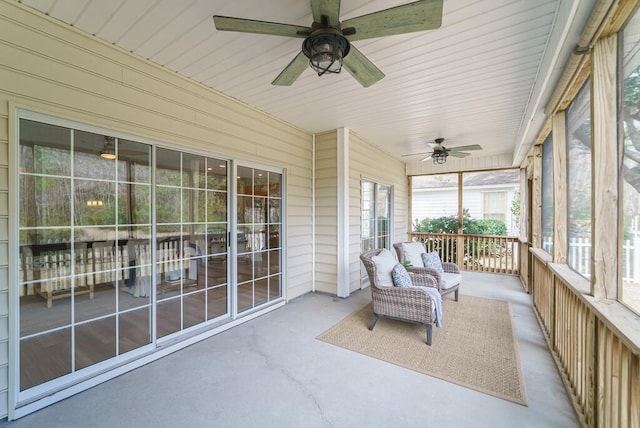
(531, 249, 640, 427)
(409, 232, 519, 275)
(542, 236, 640, 283)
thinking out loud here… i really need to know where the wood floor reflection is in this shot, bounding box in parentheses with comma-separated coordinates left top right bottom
(19, 281, 228, 391)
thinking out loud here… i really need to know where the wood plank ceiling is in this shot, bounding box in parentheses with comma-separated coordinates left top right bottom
(16, 0, 596, 173)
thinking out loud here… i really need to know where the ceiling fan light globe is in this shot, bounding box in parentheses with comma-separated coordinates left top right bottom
(100, 136, 116, 160)
(302, 31, 350, 76)
(432, 152, 447, 165)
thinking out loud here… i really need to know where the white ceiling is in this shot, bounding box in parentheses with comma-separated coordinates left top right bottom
(18, 0, 596, 170)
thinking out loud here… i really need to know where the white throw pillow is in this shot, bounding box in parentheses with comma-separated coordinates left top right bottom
(400, 242, 425, 268)
(421, 251, 444, 273)
(371, 248, 397, 287)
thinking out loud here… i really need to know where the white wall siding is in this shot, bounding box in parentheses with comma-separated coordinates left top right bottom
(349, 132, 408, 291)
(314, 131, 338, 294)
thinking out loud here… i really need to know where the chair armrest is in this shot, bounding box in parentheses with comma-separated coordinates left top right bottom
(407, 266, 442, 281)
(409, 272, 439, 289)
(442, 262, 460, 274)
(371, 286, 434, 324)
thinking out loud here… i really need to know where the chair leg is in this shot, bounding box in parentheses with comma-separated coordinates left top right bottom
(426, 324, 432, 345)
(454, 288, 459, 302)
(369, 314, 379, 331)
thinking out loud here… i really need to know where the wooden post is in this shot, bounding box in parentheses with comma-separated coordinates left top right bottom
(457, 173, 464, 265)
(532, 145, 542, 248)
(552, 111, 568, 264)
(591, 34, 618, 300)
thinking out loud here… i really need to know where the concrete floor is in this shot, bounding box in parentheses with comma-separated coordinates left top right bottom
(3, 272, 579, 427)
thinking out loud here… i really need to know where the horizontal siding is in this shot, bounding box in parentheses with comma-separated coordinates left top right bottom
(350, 132, 408, 292)
(0, 1, 314, 417)
(412, 189, 459, 221)
(314, 131, 337, 294)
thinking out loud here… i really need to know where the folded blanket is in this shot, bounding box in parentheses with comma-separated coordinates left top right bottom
(422, 286, 442, 328)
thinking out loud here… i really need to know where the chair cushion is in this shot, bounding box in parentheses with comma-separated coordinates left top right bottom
(392, 263, 413, 288)
(421, 251, 444, 273)
(400, 242, 425, 268)
(440, 272, 462, 290)
(371, 249, 397, 288)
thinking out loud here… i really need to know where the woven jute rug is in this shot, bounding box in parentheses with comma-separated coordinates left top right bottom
(317, 295, 528, 405)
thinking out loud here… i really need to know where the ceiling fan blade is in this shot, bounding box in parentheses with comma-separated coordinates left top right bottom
(421, 155, 433, 162)
(343, 0, 443, 42)
(342, 46, 385, 87)
(311, 0, 341, 26)
(213, 16, 310, 38)
(447, 144, 482, 152)
(448, 151, 470, 158)
(272, 51, 309, 86)
(401, 152, 431, 157)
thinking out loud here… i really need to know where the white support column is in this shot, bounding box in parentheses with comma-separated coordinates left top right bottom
(336, 127, 350, 298)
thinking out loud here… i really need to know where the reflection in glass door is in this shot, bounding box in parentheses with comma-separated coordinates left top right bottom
(236, 166, 282, 314)
(17, 115, 283, 401)
(18, 120, 153, 390)
(155, 149, 229, 339)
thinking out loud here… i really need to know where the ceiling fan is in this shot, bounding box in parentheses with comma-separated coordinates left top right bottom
(212, 0, 443, 87)
(402, 138, 483, 164)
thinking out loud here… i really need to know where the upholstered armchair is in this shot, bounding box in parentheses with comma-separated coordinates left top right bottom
(360, 248, 440, 345)
(393, 242, 461, 301)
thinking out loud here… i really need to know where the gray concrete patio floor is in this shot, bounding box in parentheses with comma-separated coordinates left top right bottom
(3, 272, 579, 427)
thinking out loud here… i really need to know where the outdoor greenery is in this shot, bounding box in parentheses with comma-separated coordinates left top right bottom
(413, 209, 507, 236)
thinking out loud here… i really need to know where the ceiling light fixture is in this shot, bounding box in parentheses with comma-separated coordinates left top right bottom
(100, 136, 116, 160)
(432, 151, 448, 165)
(302, 28, 350, 76)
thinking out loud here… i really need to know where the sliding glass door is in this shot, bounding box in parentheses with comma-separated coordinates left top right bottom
(155, 148, 229, 339)
(16, 113, 285, 400)
(236, 165, 283, 314)
(18, 120, 155, 390)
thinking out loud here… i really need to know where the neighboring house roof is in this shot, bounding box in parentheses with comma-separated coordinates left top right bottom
(413, 170, 519, 190)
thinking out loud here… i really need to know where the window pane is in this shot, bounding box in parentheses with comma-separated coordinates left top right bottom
(74, 180, 116, 226)
(621, 14, 640, 313)
(541, 135, 554, 255)
(361, 180, 393, 283)
(156, 148, 181, 186)
(412, 174, 459, 233)
(461, 170, 518, 236)
(21, 176, 71, 228)
(206, 158, 227, 191)
(117, 139, 151, 184)
(19, 119, 71, 176)
(566, 81, 592, 278)
(74, 130, 116, 181)
(117, 183, 151, 225)
(361, 181, 375, 248)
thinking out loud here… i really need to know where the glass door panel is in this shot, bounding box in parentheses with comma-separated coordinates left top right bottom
(155, 149, 229, 339)
(18, 119, 154, 393)
(236, 165, 283, 314)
